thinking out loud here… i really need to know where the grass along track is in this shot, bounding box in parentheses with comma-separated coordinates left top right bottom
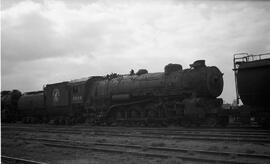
(5, 136, 270, 164)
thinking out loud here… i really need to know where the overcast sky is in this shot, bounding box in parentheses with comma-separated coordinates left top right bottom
(1, 0, 270, 103)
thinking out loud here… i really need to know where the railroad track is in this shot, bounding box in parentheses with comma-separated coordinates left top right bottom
(5, 136, 270, 164)
(4, 126, 269, 137)
(3, 125, 270, 143)
(3, 123, 270, 134)
(1, 155, 47, 164)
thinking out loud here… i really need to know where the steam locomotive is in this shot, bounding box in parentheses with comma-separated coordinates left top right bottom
(1, 60, 228, 126)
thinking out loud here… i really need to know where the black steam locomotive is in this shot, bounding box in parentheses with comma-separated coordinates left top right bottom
(1, 60, 228, 126)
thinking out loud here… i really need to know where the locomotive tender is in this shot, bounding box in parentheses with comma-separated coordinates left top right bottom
(1, 60, 227, 126)
(1, 90, 21, 122)
(233, 53, 270, 127)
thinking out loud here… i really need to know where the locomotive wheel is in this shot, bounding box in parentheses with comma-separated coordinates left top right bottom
(42, 116, 49, 123)
(181, 117, 192, 127)
(142, 103, 160, 126)
(217, 116, 229, 127)
(130, 107, 141, 119)
(257, 114, 270, 129)
(205, 115, 217, 127)
(128, 107, 141, 126)
(64, 117, 71, 125)
(25, 117, 36, 124)
(59, 117, 65, 125)
(114, 107, 125, 120)
(147, 109, 158, 118)
(108, 107, 125, 126)
(262, 118, 270, 129)
(22, 117, 28, 124)
(116, 111, 123, 120)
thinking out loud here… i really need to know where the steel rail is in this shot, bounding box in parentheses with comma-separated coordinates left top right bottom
(95, 132, 270, 143)
(1, 155, 47, 164)
(3, 124, 270, 134)
(3, 126, 270, 143)
(3, 125, 270, 138)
